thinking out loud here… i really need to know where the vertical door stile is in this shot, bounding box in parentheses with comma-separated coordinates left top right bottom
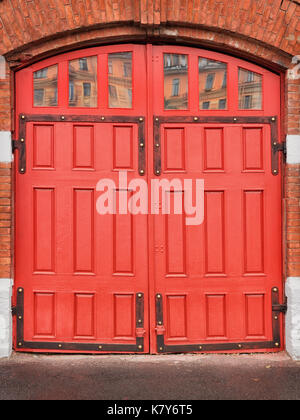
(146, 43, 156, 354)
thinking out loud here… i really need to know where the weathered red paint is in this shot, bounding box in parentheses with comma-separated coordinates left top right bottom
(14, 44, 283, 354)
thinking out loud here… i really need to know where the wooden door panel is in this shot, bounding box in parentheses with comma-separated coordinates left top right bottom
(14, 44, 149, 353)
(15, 119, 148, 351)
(151, 121, 282, 352)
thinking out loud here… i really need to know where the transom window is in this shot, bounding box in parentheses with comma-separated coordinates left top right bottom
(199, 58, 227, 110)
(164, 53, 188, 110)
(68, 56, 98, 108)
(32, 50, 264, 111)
(108, 52, 133, 109)
(238, 68, 262, 110)
(33, 65, 58, 107)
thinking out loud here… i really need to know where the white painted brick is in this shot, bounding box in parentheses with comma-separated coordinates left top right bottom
(286, 135, 300, 165)
(286, 277, 300, 360)
(0, 131, 12, 163)
(0, 279, 13, 359)
(0, 55, 6, 79)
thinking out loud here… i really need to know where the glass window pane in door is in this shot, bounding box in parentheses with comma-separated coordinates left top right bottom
(164, 54, 188, 110)
(108, 52, 132, 108)
(69, 56, 98, 107)
(34, 65, 58, 107)
(238, 68, 262, 109)
(199, 58, 227, 110)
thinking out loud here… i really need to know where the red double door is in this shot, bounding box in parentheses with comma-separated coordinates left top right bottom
(14, 45, 283, 354)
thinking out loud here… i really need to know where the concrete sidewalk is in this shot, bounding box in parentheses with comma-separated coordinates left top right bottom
(0, 352, 299, 400)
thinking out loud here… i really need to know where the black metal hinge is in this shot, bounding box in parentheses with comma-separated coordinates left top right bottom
(272, 304, 287, 314)
(11, 306, 17, 316)
(12, 138, 26, 174)
(272, 141, 286, 156)
(271, 140, 286, 175)
(272, 297, 287, 314)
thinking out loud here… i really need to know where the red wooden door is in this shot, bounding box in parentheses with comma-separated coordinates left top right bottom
(13, 44, 284, 354)
(149, 46, 283, 353)
(14, 45, 149, 353)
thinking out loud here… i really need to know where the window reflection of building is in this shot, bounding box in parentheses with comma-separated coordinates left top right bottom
(33, 55, 263, 112)
(34, 65, 58, 107)
(164, 54, 188, 110)
(68, 56, 97, 107)
(238, 68, 262, 109)
(108, 52, 132, 109)
(199, 58, 227, 110)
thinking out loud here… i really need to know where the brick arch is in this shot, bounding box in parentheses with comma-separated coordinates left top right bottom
(0, 0, 299, 68)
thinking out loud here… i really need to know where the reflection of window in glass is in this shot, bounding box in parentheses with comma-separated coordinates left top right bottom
(34, 65, 58, 107)
(173, 54, 179, 66)
(164, 53, 188, 110)
(128, 89, 132, 103)
(238, 68, 262, 110)
(123, 63, 132, 78)
(222, 71, 227, 89)
(165, 55, 171, 67)
(244, 95, 252, 109)
(69, 81, 74, 102)
(34, 89, 44, 105)
(219, 99, 226, 109)
(34, 68, 48, 79)
(205, 74, 215, 91)
(83, 83, 91, 97)
(69, 56, 97, 107)
(108, 52, 132, 109)
(79, 58, 88, 71)
(109, 85, 117, 99)
(247, 71, 254, 82)
(54, 88, 58, 104)
(199, 58, 227, 110)
(172, 79, 180, 97)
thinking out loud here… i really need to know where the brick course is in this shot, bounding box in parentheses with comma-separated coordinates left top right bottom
(0, 1, 299, 59)
(0, 66, 11, 132)
(0, 163, 11, 278)
(286, 164, 300, 277)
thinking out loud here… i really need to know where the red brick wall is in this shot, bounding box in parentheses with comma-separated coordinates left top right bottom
(0, 1, 299, 58)
(0, 59, 11, 279)
(0, 163, 12, 279)
(0, 62, 11, 132)
(286, 165, 300, 277)
(286, 76, 300, 136)
(0, 0, 299, 280)
(285, 61, 300, 277)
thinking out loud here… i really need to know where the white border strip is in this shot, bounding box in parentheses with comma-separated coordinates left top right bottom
(287, 135, 300, 164)
(0, 55, 6, 79)
(0, 131, 12, 163)
(285, 277, 300, 361)
(0, 278, 13, 359)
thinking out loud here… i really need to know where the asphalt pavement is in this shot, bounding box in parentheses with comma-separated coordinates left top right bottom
(0, 352, 299, 400)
